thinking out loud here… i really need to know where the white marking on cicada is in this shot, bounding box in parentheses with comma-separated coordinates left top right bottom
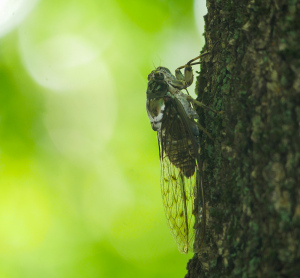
(147, 101, 166, 131)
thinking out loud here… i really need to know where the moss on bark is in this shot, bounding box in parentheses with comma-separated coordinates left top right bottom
(186, 0, 300, 277)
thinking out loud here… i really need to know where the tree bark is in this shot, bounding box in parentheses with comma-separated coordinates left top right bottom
(186, 0, 300, 277)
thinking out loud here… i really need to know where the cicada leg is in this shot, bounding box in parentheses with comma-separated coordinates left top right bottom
(186, 96, 224, 115)
(194, 121, 214, 142)
(170, 52, 210, 92)
(170, 41, 220, 92)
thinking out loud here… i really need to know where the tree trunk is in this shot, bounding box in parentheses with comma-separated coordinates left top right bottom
(186, 0, 300, 277)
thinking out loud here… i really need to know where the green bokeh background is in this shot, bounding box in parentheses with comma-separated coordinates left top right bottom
(0, 0, 206, 277)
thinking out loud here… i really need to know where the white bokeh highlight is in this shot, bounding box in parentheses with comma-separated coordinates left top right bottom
(19, 33, 106, 92)
(0, 0, 39, 38)
(194, 0, 207, 37)
(19, 27, 118, 161)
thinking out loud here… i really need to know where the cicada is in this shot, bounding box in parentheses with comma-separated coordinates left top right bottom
(146, 53, 214, 254)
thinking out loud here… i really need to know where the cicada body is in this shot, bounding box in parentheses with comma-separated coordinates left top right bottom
(146, 65, 206, 254)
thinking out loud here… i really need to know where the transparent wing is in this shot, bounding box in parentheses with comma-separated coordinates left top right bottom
(158, 97, 205, 254)
(160, 155, 197, 253)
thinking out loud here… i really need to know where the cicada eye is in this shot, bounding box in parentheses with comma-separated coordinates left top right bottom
(154, 71, 164, 80)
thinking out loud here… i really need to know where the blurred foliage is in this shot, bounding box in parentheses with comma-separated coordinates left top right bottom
(0, 0, 205, 277)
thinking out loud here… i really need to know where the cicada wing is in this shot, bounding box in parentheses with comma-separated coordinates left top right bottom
(193, 169, 206, 253)
(158, 98, 205, 254)
(160, 155, 197, 253)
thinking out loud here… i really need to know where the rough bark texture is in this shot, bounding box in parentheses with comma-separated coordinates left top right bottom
(186, 0, 300, 277)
